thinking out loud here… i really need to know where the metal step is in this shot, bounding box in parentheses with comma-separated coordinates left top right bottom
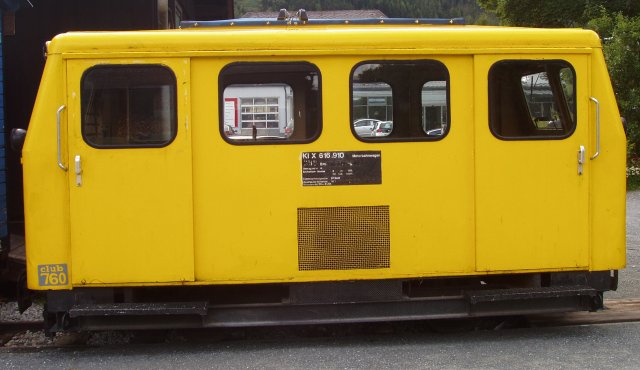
(465, 286, 597, 305)
(69, 302, 208, 318)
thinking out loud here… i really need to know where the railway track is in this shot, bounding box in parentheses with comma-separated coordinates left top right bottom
(527, 298, 640, 327)
(0, 321, 43, 332)
(1, 299, 640, 348)
(0, 321, 44, 347)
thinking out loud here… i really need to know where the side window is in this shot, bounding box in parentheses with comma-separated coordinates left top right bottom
(351, 60, 449, 141)
(81, 65, 177, 148)
(220, 62, 321, 144)
(489, 60, 576, 139)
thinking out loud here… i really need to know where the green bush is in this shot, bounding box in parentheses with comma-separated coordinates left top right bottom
(589, 11, 640, 160)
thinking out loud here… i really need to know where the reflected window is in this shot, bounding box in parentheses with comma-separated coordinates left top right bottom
(224, 85, 292, 138)
(220, 63, 321, 144)
(351, 60, 449, 141)
(81, 65, 176, 148)
(422, 81, 448, 136)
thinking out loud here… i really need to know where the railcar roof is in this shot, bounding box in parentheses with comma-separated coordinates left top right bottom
(47, 21, 602, 56)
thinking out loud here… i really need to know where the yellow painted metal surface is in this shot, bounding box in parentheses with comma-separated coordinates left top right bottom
(46, 26, 602, 57)
(65, 58, 194, 284)
(22, 24, 626, 289)
(23, 55, 72, 290)
(191, 56, 475, 283)
(589, 51, 627, 270)
(474, 54, 590, 271)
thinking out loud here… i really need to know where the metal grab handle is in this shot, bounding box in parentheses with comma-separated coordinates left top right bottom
(577, 145, 585, 175)
(589, 97, 600, 160)
(57, 105, 68, 171)
(74, 155, 82, 187)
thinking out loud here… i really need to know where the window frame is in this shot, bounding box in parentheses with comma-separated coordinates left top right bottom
(349, 59, 451, 143)
(80, 64, 178, 149)
(218, 62, 323, 146)
(488, 59, 577, 141)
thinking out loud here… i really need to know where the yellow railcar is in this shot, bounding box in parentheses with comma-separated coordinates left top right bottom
(18, 16, 626, 332)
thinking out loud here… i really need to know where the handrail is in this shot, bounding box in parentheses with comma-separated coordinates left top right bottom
(57, 105, 68, 171)
(589, 97, 600, 160)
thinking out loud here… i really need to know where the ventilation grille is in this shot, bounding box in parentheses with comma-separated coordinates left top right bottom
(298, 206, 390, 271)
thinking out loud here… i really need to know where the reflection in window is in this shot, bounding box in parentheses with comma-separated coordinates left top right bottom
(81, 65, 176, 147)
(351, 61, 449, 140)
(352, 82, 392, 138)
(489, 60, 576, 139)
(220, 63, 321, 143)
(224, 85, 292, 137)
(353, 83, 392, 120)
(240, 97, 280, 129)
(422, 81, 448, 136)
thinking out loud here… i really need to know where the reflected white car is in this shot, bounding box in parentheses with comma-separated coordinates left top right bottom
(353, 118, 381, 137)
(426, 128, 444, 137)
(372, 121, 393, 137)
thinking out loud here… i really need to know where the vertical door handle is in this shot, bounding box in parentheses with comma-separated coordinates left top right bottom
(74, 155, 82, 187)
(57, 105, 67, 171)
(589, 97, 600, 160)
(577, 145, 585, 175)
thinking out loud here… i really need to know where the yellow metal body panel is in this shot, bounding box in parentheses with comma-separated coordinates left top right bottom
(23, 55, 73, 290)
(589, 51, 627, 270)
(474, 54, 590, 271)
(21, 25, 626, 289)
(47, 27, 602, 57)
(191, 56, 475, 283)
(65, 59, 194, 284)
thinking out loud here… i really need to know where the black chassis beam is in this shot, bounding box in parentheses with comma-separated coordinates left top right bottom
(43, 274, 611, 332)
(71, 292, 599, 331)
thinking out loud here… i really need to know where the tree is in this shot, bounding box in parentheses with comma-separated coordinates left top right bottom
(589, 11, 640, 157)
(477, 0, 637, 27)
(478, 0, 640, 158)
(477, 0, 586, 27)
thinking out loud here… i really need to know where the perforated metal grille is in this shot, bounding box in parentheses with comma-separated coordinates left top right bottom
(298, 206, 390, 271)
